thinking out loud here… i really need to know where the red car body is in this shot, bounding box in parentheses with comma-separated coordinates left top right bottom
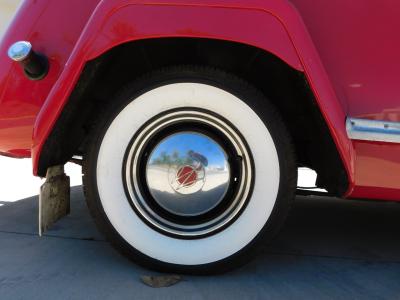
(1, 0, 399, 201)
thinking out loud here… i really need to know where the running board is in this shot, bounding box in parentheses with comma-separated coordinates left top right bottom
(39, 165, 70, 236)
(346, 118, 400, 143)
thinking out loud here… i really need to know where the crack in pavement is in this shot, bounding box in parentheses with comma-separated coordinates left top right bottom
(0, 230, 105, 242)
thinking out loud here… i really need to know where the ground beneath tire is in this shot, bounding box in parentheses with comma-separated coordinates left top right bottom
(0, 186, 400, 299)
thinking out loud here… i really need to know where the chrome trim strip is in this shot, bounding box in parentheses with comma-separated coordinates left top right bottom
(346, 117, 400, 143)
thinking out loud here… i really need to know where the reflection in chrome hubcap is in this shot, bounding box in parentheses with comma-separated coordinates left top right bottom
(146, 132, 230, 216)
(124, 109, 253, 238)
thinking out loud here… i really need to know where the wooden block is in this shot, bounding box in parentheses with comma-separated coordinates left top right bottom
(39, 165, 70, 236)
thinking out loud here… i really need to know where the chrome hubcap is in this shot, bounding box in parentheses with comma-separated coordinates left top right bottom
(124, 109, 253, 238)
(146, 132, 230, 216)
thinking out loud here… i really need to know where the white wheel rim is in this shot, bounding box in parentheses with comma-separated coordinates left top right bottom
(96, 83, 280, 265)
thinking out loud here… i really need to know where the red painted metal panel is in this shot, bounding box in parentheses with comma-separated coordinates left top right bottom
(291, 0, 400, 122)
(348, 140, 400, 201)
(0, 0, 100, 157)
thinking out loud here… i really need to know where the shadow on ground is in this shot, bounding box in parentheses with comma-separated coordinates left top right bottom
(0, 186, 400, 299)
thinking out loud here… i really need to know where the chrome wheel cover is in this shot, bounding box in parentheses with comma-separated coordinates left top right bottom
(124, 109, 253, 238)
(146, 132, 231, 216)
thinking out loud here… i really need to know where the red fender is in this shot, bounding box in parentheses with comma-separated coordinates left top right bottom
(30, 0, 354, 193)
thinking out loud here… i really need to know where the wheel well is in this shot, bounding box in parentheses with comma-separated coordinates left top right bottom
(38, 37, 348, 195)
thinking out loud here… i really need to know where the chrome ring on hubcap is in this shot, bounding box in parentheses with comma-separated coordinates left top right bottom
(123, 109, 253, 238)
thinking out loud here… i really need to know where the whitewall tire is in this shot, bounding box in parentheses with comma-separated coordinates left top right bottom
(83, 66, 296, 274)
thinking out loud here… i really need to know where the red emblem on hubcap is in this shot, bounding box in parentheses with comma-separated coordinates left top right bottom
(176, 165, 198, 187)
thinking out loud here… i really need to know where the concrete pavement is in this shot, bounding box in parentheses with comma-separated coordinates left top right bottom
(1, 185, 400, 299)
